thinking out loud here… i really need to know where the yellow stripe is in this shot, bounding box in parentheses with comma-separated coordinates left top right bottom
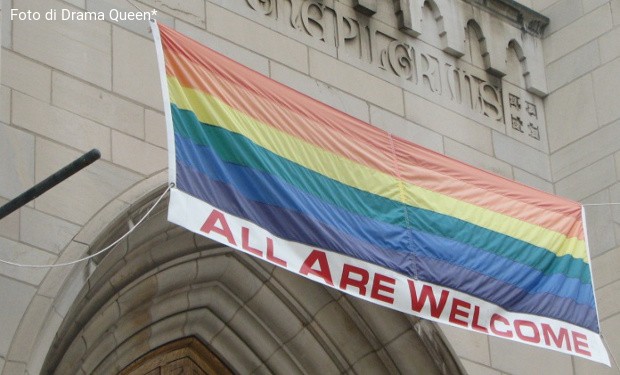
(403, 186, 586, 261)
(169, 76, 401, 196)
(168, 76, 588, 263)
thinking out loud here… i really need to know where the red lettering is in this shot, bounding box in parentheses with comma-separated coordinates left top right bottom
(541, 324, 571, 351)
(299, 250, 334, 286)
(241, 227, 263, 257)
(407, 280, 449, 318)
(472, 305, 488, 333)
(339, 265, 369, 295)
(449, 298, 470, 327)
(514, 320, 541, 343)
(201, 210, 236, 246)
(370, 273, 395, 304)
(266, 239, 287, 267)
(572, 331, 591, 356)
(490, 314, 513, 338)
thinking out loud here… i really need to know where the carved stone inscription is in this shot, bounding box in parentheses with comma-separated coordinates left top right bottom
(508, 92, 540, 140)
(502, 80, 546, 151)
(372, 35, 504, 123)
(244, 0, 545, 144)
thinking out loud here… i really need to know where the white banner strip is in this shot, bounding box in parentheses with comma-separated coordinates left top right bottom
(168, 188, 610, 366)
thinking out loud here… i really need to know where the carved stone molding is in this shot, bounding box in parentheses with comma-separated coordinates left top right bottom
(238, 0, 549, 147)
(391, 0, 548, 93)
(119, 337, 233, 375)
(353, 0, 377, 15)
(394, 0, 465, 57)
(41, 188, 463, 375)
(463, 0, 550, 37)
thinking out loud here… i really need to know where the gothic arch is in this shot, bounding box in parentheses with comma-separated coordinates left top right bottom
(511, 36, 548, 95)
(394, 0, 547, 91)
(464, 19, 488, 70)
(395, 0, 464, 57)
(421, 0, 443, 48)
(119, 337, 232, 374)
(505, 39, 527, 86)
(38, 184, 465, 374)
(426, 0, 464, 57)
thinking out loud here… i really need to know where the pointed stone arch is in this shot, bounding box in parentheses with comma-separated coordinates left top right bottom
(36, 184, 465, 375)
(505, 39, 527, 86)
(466, 18, 513, 78)
(119, 337, 232, 374)
(504, 37, 548, 95)
(395, 0, 464, 57)
(464, 20, 489, 70)
(420, 1, 443, 48)
(427, 0, 464, 57)
(395, 0, 423, 37)
(516, 36, 548, 96)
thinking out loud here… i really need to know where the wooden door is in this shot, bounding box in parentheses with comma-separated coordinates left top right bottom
(119, 337, 233, 375)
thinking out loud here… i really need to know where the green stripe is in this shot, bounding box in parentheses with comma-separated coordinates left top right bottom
(173, 105, 405, 226)
(173, 105, 592, 285)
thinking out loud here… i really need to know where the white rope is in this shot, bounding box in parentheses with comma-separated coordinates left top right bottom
(0, 183, 173, 269)
(583, 202, 620, 207)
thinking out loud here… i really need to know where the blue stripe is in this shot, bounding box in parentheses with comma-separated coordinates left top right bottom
(416, 256, 599, 332)
(171, 104, 592, 286)
(177, 134, 589, 326)
(175, 132, 595, 308)
(175, 130, 409, 252)
(176, 162, 599, 332)
(176, 160, 416, 275)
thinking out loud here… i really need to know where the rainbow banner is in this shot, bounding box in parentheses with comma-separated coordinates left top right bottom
(152, 22, 608, 365)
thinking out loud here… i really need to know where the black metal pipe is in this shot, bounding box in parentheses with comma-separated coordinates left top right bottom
(0, 148, 101, 220)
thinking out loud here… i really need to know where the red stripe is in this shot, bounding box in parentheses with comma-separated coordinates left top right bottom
(159, 23, 584, 238)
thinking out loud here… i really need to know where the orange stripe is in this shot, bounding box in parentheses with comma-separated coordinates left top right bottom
(393, 138, 583, 239)
(159, 25, 393, 172)
(163, 47, 396, 173)
(159, 24, 584, 239)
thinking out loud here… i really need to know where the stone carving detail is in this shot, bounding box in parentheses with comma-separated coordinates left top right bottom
(353, 0, 377, 16)
(526, 101, 540, 140)
(507, 91, 541, 141)
(528, 122, 540, 140)
(526, 101, 537, 118)
(462, 0, 550, 37)
(244, 0, 547, 144)
(246, 0, 504, 125)
(511, 115, 523, 133)
(299, 1, 330, 41)
(246, 0, 276, 16)
(509, 93, 520, 110)
(383, 40, 415, 79)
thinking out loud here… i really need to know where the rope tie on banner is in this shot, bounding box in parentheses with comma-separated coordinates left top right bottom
(0, 183, 173, 269)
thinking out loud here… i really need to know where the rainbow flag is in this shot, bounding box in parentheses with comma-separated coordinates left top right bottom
(152, 22, 608, 365)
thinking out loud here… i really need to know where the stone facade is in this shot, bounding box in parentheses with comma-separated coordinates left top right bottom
(0, 0, 619, 374)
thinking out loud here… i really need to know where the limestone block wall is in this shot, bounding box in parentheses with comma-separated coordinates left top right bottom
(0, 0, 618, 374)
(440, 1, 620, 374)
(540, 1, 620, 375)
